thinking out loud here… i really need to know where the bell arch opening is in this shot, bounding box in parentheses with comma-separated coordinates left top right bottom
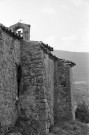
(16, 28, 23, 37)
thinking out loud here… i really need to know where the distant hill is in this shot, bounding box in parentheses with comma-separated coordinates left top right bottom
(53, 50, 89, 83)
(73, 82, 89, 104)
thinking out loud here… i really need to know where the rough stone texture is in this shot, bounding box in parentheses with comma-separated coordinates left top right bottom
(18, 41, 55, 135)
(54, 60, 73, 123)
(43, 53, 54, 126)
(0, 28, 20, 132)
(20, 41, 43, 115)
(18, 41, 45, 135)
(70, 68, 75, 120)
(0, 23, 75, 135)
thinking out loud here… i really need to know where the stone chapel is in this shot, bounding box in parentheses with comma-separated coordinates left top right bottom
(0, 22, 75, 135)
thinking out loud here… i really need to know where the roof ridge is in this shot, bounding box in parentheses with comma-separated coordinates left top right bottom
(0, 23, 23, 39)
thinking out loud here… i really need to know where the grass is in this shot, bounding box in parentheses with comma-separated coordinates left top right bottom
(48, 120, 89, 135)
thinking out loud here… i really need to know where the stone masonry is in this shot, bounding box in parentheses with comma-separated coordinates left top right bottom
(0, 22, 75, 135)
(54, 60, 74, 123)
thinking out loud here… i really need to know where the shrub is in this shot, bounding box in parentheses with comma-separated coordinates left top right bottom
(75, 101, 89, 123)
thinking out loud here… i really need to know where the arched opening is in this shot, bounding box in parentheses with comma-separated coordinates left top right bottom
(16, 28, 23, 37)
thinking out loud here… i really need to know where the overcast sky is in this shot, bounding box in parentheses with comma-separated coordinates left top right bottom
(0, 0, 89, 52)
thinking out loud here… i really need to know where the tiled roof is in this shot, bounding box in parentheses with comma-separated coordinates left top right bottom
(38, 41, 76, 66)
(37, 41, 53, 52)
(58, 58, 76, 66)
(41, 42, 53, 51)
(50, 54, 76, 66)
(0, 24, 23, 39)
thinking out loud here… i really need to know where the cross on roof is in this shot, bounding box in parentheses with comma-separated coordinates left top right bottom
(19, 19, 23, 23)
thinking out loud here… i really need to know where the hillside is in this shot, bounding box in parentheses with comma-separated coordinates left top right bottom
(53, 50, 89, 83)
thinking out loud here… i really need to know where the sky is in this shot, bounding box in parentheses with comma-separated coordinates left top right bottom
(0, 0, 89, 52)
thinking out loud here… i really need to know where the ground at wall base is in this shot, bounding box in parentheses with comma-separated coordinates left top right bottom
(47, 120, 89, 135)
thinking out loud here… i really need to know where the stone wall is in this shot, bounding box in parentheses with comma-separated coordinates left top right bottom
(0, 29, 20, 132)
(0, 29, 55, 134)
(54, 60, 73, 123)
(0, 25, 75, 135)
(70, 68, 75, 120)
(43, 53, 54, 126)
(17, 41, 46, 135)
(18, 41, 55, 135)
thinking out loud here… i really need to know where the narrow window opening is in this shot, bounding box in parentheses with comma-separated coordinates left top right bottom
(16, 64, 22, 97)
